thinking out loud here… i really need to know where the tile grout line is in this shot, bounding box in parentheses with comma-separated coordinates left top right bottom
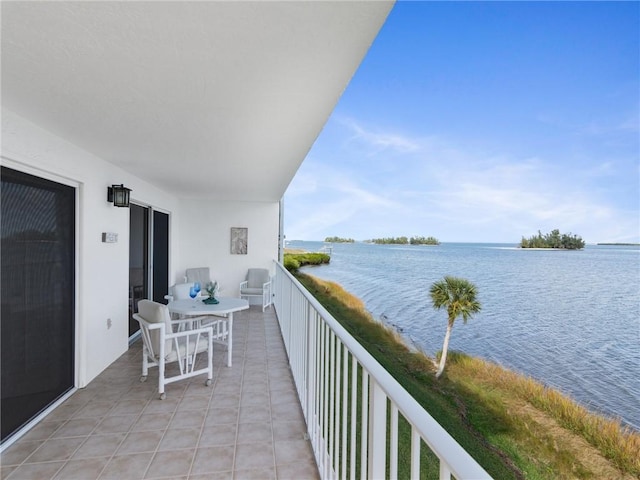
(17, 388, 119, 478)
(229, 311, 249, 478)
(187, 312, 240, 479)
(265, 311, 280, 479)
(3, 308, 314, 480)
(96, 376, 157, 479)
(116, 348, 191, 480)
(185, 348, 223, 479)
(88, 386, 153, 480)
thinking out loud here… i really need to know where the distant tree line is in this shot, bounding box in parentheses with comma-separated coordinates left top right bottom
(520, 229, 585, 250)
(366, 236, 440, 245)
(324, 236, 355, 243)
(597, 243, 640, 246)
(410, 236, 440, 245)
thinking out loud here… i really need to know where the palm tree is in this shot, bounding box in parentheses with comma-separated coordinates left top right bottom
(430, 276, 481, 379)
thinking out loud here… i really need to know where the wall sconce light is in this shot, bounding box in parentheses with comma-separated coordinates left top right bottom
(107, 184, 132, 207)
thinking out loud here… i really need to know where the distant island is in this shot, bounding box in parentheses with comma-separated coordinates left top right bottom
(365, 236, 440, 245)
(324, 236, 355, 243)
(597, 243, 640, 246)
(520, 229, 585, 250)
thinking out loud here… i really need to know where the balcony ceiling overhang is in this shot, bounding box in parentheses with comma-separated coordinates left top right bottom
(1, 1, 393, 202)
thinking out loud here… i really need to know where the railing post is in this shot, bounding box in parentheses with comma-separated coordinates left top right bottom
(323, 322, 330, 477)
(390, 404, 398, 480)
(350, 356, 357, 480)
(329, 331, 336, 475)
(411, 427, 420, 479)
(440, 462, 452, 480)
(274, 262, 492, 480)
(306, 303, 316, 448)
(368, 380, 387, 479)
(360, 371, 368, 480)
(334, 337, 342, 478)
(341, 344, 348, 480)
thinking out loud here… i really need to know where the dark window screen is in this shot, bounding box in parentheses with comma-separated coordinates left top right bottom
(152, 211, 169, 304)
(1, 166, 75, 443)
(129, 204, 149, 337)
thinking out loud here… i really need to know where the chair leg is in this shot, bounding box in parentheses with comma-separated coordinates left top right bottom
(141, 349, 149, 382)
(158, 359, 166, 400)
(206, 334, 213, 387)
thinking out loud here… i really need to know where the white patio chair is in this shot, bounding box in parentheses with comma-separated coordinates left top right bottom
(183, 267, 222, 298)
(133, 300, 213, 400)
(239, 268, 272, 312)
(164, 282, 197, 302)
(185, 267, 211, 286)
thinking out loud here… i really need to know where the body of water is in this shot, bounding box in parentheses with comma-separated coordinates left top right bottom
(288, 241, 640, 430)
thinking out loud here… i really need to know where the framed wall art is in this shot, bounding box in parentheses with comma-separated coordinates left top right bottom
(230, 227, 248, 254)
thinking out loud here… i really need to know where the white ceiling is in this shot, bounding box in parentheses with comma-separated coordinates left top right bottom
(1, 1, 393, 202)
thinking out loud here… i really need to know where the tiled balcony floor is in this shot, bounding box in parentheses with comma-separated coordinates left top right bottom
(1, 307, 319, 480)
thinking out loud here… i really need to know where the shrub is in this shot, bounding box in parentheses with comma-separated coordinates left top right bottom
(283, 256, 300, 272)
(283, 252, 329, 272)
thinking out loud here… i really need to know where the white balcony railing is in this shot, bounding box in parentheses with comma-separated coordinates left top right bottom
(273, 262, 492, 480)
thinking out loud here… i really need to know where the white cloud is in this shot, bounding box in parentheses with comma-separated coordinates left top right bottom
(582, 115, 640, 136)
(284, 170, 318, 197)
(618, 115, 640, 133)
(284, 118, 640, 243)
(418, 154, 633, 241)
(285, 165, 401, 240)
(338, 117, 421, 154)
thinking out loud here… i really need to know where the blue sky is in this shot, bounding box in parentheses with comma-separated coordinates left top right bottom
(283, 1, 639, 244)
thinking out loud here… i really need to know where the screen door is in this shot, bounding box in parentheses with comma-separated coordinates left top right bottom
(1, 167, 75, 443)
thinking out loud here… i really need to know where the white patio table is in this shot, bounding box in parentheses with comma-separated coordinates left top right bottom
(167, 297, 249, 367)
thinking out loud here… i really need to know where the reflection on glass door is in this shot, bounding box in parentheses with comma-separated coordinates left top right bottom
(1, 167, 75, 443)
(129, 206, 169, 337)
(129, 204, 148, 337)
(152, 211, 169, 304)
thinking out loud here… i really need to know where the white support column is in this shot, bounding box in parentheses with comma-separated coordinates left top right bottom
(367, 380, 387, 479)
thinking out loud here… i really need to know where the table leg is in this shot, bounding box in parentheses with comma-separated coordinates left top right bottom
(227, 313, 233, 367)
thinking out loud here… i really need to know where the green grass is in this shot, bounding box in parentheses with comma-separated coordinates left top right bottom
(296, 272, 520, 479)
(446, 352, 640, 476)
(294, 272, 639, 479)
(283, 252, 330, 272)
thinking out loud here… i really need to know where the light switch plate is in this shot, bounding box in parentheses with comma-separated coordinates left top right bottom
(102, 232, 118, 243)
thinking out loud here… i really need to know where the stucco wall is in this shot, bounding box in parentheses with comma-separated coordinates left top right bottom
(176, 199, 280, 302)
(2, 109, 282, 385)
(1, 109, 180, 385)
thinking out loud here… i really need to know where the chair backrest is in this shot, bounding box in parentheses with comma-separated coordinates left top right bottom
(171, 283, 195, 300)
(246, 268, 270, 288)
(185, 267, 210, 286)
(137, 299, 173, 356)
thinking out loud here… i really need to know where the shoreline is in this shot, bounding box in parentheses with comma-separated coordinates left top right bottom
(292, 256, 633, 430)
(287, 242, 639, 431)
(291, 267, 640, 477)
(374, 310, 640, 432)
(372, 288, 637, 432)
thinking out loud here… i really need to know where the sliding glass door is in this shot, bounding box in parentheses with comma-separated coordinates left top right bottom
(129, 205, 149, 337)
(129, 206, 169, 337)
(152, 211, 169, 304)
(1, 167, 75, 443)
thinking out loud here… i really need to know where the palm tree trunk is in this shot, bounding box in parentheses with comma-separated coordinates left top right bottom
(435, 321, 453, 378)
